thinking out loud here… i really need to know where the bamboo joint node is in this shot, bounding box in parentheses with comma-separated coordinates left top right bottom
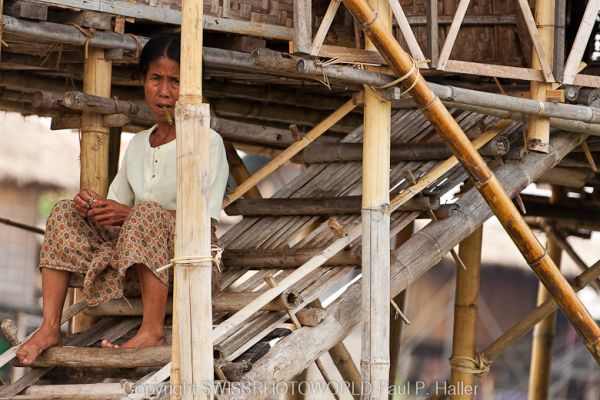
(449, 353, 491, 377)
(528, 248, 549, 268)
(362, 10, 379, 28)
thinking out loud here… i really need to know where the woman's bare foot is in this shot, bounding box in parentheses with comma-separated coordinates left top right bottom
(16, 326, 62, 366)
(101, 327, 167, 349)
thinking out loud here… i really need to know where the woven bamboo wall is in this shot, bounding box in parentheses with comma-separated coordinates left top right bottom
(135, 0, 294, 26)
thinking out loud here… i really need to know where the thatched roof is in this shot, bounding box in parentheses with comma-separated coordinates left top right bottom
(0, 111, 79, 190)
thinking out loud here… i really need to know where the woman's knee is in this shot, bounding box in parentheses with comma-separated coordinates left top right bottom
(125, 201, 169, 226)
(49, 199, 79, 220)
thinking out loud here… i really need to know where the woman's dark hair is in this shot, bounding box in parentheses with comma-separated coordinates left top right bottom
(139, 33, 181, 79)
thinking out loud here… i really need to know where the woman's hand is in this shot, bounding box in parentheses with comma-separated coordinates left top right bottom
(87, 199, 132, 226)
(72, 188, 102, 218)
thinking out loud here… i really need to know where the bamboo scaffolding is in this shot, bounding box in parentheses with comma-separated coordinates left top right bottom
(525, 0, 554, 153)
(222, 98, 359, 207)
(341, 0, 600, 363)
(361, 2, 392, 397)
(527, 186, 563, 400)
(224, 142, 262, 199)
(216, 132, 587, 400)
(448, 226, 482, 400)
(172, 0, 213, 398)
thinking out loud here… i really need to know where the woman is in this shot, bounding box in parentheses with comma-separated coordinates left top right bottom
(16, 33, 229, 365)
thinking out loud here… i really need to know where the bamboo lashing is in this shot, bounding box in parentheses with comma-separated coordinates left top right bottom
(222, 97, 358, 207)
(341, 0, 600, 363)
(264, 276, 341, 400)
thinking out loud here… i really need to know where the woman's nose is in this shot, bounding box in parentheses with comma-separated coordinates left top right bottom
(158, 81, 170, 96)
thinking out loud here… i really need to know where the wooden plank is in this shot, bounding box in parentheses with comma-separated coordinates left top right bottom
(437, 0, 471, 70)
(5, 0, 48, 20)
(553, 0, 566, 82)
(311, 0, 342, 56)
(35, 0, 294, 40)
(562, 0, 600, 84)
(426, 0, 439, 67)
(292, 0, 311, 54)
(387, 0, 428, 67)
(573, 73, 600, 89)
(515, 0, 555, 82)
(316, 44, 385, 64)
(443, 60, 545, 82)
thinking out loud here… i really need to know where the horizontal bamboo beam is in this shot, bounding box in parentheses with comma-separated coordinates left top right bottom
(225, 196, 438, 216)
(223, 248, 360, 269)
(292, 139, 509, 163)
(13, 346, 171, 368)
(215, 131, 587, 400)
(521, 194, 600, 223)
(84, 290, 302, 316)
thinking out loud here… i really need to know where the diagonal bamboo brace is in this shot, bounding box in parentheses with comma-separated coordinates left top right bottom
(341, 0, 600, 363)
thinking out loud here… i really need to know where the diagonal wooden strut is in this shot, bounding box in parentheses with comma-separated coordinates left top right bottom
(340, 0, 600, 363)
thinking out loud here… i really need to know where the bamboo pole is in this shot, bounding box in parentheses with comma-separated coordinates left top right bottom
(341, 0, 600, 363)
(172, 0, 213, 399)
(527, 186, 564, 399)
(448, 225, 482, 400)
(73, 47, 112, 333)
(390, 222, 413, 397)
(526, 0, 555, 153)
(222, 97, 358, 207)
(361, 1, 392, 397)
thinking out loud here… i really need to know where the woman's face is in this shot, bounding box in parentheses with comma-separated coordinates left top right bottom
(143, 56, 180, 123)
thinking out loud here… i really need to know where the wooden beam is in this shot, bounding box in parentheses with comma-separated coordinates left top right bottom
(292, 0, 311, 54)
(444, 60, 545, 82)
(562, 0, 600, 84)
(525, 0, 556, 154)
(387, 0, 427, 66)
(311, 0, 342, 56)
(84, 290, 302, 315)
(292, 139, 509, 163)
(225, 196, 437, 217)
(426, 0, 439, 68)
(4, 0, 47, 20)
(553, 0, 566, 82)
(515, 0, 555, 82)
(437, 0, 471, 70)
(14, 346, 171, 368)
(224, 142, 262, 199)
(30, 0, 294, 40)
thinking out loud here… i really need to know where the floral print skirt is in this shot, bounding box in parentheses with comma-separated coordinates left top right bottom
(40, 200, 219, 307)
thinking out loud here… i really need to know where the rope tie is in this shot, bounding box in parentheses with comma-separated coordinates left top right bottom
(125, 33, 142, 59)
(363, 56, 424, 102)
(156, 245, 223, 272)
(67, 23, 96, 59)
(449, 353, 492, 377)
(537, 100, 545, 116)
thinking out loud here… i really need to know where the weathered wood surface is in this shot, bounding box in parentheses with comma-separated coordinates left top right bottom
(12, 346, 171, 368)
(225, 196, 436, 217)
(215, 131, 587, 400)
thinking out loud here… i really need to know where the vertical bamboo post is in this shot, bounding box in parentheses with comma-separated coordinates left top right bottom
(526, 0, 555, 153)
(527, 186, 564, 400)
(293, 0, 312, 54)
(74, 47, 112, 333)
(448, 225, 483, 399)
(172, 0, 213, 399)
(389, 222, 413, 392)
(361, 1, 392, 398)
(341, 0, 600, 364)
